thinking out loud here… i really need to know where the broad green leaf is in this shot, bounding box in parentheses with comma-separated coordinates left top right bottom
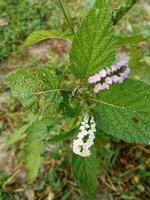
(92, 79, 150, 144)
(71, 149, 99, 198)
(23, 118, 50, 183)
(70, 0, 115, 79)
(24, 30, 72, 47)
(6, 68, 62, 113)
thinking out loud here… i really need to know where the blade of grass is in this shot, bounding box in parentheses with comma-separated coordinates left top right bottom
(57, 0, 74, 34)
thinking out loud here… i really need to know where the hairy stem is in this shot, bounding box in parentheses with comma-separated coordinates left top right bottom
(57, 0, 74, 34)
(112, 0, 139, 25)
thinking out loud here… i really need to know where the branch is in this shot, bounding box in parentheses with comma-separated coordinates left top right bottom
(57, 0, 74, 34)
(112, 0, 139, 25)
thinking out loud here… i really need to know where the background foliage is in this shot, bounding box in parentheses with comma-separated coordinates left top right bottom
(0, 0, 150, 200)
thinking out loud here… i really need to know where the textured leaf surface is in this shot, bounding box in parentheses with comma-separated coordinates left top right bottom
(6, 68, 62, 113)
(71, 149, 99, 198)
(70, 0, 115, 79)
(24, 30, 72, 47)
(93, 79, 150, 144)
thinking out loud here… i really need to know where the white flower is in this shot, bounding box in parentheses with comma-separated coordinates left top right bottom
(72, 114, 96, 157)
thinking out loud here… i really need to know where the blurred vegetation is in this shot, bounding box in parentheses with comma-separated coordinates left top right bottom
(0, 0, 84, 61)
(0, 0, 150, 200)
(0, 0, 52, 61)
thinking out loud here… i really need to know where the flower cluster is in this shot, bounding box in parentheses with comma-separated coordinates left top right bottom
(72, 114, 96, 157)
(88, 61, 130, 93)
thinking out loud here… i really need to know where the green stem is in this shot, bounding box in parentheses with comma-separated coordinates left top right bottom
(57, 0, 74, 34)
(112, 0, 139, 25)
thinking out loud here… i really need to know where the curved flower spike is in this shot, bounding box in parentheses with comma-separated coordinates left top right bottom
(72, 114, 96, 157)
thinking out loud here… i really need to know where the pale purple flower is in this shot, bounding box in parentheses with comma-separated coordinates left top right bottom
(112, 75, 120, 83)
(87, 60, 130, 94)
(118, 76, 125, 84)
(93, 83, 102, 93)
(94, 73, 101, 81)
(102, 83, 110, 90)
(88, 76, 94, 84)
(111, 65, 118, 72)
(122, 71, 129, 78)
(116, 60, 128, 69)
(88, 74, 101, 84)
(99, 69, 107, 78)
(121, 67, 130, 78)
(105, 77, 113, 85)
(89, 76, 96, 83)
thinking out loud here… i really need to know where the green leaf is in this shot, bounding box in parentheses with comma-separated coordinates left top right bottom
(6, 124, 29, 146)
(71, 149, 99, 198)
(130, 60, 150, 85)
(25, 138, 44, 183)
(6, 68, 62, 113)
(23, 118, 50, 183)
(92, 79, 150, 144)
(129, 47, 143, 68)
(24, 30, 72, 47)
(60, 91, 81, 118)
(84, 0, 95, 14)
(70, 0, 115, 79)
(50, 128, 77, 143)
(116, 33, 150, 47)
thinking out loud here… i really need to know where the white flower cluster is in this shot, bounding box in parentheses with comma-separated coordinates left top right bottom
(72, 115, 96, 157)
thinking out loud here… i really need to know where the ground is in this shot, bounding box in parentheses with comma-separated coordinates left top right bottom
(0, 0, 150, 199)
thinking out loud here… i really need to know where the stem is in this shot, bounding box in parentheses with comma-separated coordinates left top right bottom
(57, 0, 74, 34)
(35, 88, 70, 95)
(112, 0, 139, 25)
